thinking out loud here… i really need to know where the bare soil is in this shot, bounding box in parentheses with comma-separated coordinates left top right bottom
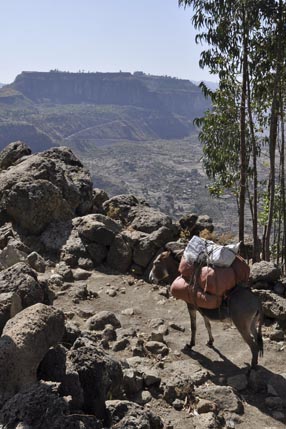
(53, 268, 286, 429)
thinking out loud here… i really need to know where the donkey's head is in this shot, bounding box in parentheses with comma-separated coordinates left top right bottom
(149, 251, 179, 284)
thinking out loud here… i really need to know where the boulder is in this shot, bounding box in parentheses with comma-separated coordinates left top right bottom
(40, 220, 73, 253)
(195, 385, 243, 414)
(0, 303, 65, 404)
(107, 234, 133, 273)
(254, 289, 286, 320)
(130, 206, 173, 234)
(250, 261, 281, 285)
(2, 179, 73, 234)
(0, 292, 22, 333)
(102, 194, 142, 223)
(0, 141, 31, 171)
(0, 380, 103, 428)
(0, 262, 49, 310)
(0, 241, 28, 269)
(76, 213, 122, 245)
(67, 344, 123, 419)
(0, 146, 93, 234)
(92, 188, 109, 213)
(27, 251, 46, 273)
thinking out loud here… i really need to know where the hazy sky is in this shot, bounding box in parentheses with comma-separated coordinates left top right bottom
(0, 0, 213, 84)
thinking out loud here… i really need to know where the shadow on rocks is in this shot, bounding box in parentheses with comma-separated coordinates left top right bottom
(182, 345, 286, 425)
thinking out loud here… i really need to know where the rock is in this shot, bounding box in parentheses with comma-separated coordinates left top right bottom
(86, 241, 108, 266)
(250, 261, 281, 285)
(192, 412, 219, 429)
(37, 344, 67, 382)
(0, 292, 22, 333)
(133, 236, 157, 268)
(254, 289, 286, 320)
(0, 262, 50, 310)
(0, 382, 69, 429)
(195, 385, 243, 414)
(77, 213, 122, 245)
(172, 398, 184, 410)
(113, 338, 130, 352)
(269, 329, 284, 341)
(0, 241, 28, 269)
(0, 141, 31, 171)
(0, 303, 65, 404)
(145, 341, 169, 356)
(163, 372, 195, 405)
(54, 261, 74, 282)
(67, 344, 123, 419)
(27, 251, 46, 273)
(103, 194, 142, 223)
(123, 368, 144, 394)
(3, 179, 73, 234)
(196, 398, 218, 414)
(85, 311, 121, 331)
(72, 268, 92, 281)
(178, 213, 199, 232)
(0, 223, 15, 250)
(59, 227, 90, 268)
(107, 233, 133, 273)
(102, 325, 117, 342)
(105, 399, 163, 429)
(92, 188, 109, 213)
(0, 147, 93, 234)
(145, 225, 179, 248)
(40, 220, 73, 253)
(143, 369, 161, 387)
(130, 206, 173, 234)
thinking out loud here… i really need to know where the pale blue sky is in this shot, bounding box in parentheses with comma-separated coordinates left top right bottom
(0, 0, 213, 84)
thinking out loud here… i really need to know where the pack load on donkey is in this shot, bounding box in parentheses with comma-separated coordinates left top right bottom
(170, 236, 250, 309)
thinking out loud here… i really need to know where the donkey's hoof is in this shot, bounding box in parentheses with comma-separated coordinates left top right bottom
(206, 340, 214, 347)
(185, 342, 195, 350)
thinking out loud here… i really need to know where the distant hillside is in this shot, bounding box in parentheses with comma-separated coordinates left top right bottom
(0, 71, 211, 153)
(9, 71, 210, 119)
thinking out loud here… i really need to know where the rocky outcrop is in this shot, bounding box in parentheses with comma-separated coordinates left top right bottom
(0, 146, 93, 233)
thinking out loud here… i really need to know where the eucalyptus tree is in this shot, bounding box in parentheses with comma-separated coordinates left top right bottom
(179, 0, 286, 263)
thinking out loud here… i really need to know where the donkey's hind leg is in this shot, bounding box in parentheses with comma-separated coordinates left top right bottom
(232, 318, 260, 368)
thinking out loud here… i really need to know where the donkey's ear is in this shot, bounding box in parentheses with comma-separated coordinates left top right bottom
(162, 250, 171, 259)
(173, 248, 184, 259)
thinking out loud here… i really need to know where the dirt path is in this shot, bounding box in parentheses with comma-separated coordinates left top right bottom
(53, 269, 286, 428)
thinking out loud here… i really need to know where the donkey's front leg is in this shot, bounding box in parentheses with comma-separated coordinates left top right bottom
(202, 314, 214, 347)
(187, 303, 197, 348)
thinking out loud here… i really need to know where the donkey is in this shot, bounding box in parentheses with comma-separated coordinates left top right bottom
(149, 250, 264, 368)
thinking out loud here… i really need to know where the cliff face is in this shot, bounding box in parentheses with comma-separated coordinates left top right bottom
(10, 71, 210, 119)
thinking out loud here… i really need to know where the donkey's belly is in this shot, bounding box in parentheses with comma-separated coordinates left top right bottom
(199, 301, 230, 321)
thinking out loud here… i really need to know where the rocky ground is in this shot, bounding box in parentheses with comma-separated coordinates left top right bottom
(49, 265, 286, 429)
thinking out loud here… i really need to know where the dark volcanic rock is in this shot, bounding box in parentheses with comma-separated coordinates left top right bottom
(0, 140, 31, 170)
(0, 146, 93, 234)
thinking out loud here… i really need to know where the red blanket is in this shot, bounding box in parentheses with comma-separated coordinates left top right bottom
(171, 255, 250, 309)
